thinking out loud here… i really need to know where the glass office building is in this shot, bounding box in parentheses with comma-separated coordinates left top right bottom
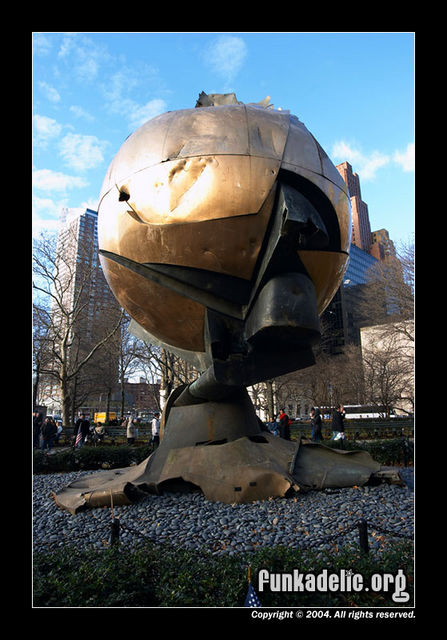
(344, 244, 378, 287)
(321, 244, 379, 351)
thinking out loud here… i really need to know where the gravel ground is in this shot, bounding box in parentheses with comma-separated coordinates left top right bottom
(33, 467, 414, 557)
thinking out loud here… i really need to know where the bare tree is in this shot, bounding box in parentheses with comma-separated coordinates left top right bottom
(361, 327, 414, 416)
(131, 338, 200, 412)
(270, 344, 366, 417)
(33, 305, 53, 409)
(117, 313, 141, 417)
(359, 238, 414, 339)
(356, 237, 414, 415)
(33, 231, 123, 426)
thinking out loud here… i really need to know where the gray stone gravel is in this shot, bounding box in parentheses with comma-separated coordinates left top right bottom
(33, 468, 414, 557)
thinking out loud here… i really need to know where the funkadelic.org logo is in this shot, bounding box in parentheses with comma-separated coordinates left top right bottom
(257, 568, 410, 603)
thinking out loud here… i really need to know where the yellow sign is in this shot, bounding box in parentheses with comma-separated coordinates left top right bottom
(94, 412, 116, 423)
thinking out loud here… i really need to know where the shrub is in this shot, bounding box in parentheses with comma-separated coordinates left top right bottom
(33, 444, 153, 474)
(33, 438, 412, 474)
(33, 539, 414, 607)
(321, 438, 414, 466)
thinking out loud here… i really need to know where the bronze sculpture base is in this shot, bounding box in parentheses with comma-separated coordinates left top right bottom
(52, 385, 398, 515)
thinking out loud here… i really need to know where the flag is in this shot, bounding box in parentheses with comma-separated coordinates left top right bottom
(75, 429, 83, 447)
(244, 582, 261, 607)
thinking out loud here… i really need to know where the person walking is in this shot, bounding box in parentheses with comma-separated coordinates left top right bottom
(126, 415, 136, 445)
(94, 422, 105, 445)
(331, 404, 345, 441)
(74, 414, 90, 448)
(33, 411, 43, 448)
(278, 408, 291, 440)
(151, 412, 160, 449)
(310, 407, 323, 442)
(268, 415, 279, 436)
(41, 416, 58, 452)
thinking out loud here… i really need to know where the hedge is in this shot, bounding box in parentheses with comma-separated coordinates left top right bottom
(321, 438, 414, 466)
(33, 444, 153, 474)
(33, 438, 413, 474)
(33, 539, 413, 608)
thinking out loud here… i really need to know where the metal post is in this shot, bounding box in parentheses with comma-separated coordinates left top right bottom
(358, 519, 369, 554)
(403, 437, 409, 468)
(111, 518, 120, 546)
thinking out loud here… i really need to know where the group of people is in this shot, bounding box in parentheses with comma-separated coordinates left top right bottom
(71, 412, 161, 449)
(33, 410, 162, 451)
(123, 412, 160, 448)
(309, 404, 346, 442)
(33, 412, 62, 451)
(34, 404, 347, 451)
(264, 404, 346, 443)
(265, 409, 293, 439)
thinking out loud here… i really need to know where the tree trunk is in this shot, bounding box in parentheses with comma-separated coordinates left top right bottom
(120, 375, 125, 419)
(159, 348, 174, 412)
(106, 387, 111, 424)
(265, 380, 275, 420)
(60, 376, 71, 428)
(33, 361, 40, 409)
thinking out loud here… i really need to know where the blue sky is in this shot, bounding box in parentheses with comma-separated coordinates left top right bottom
(32, 32, 414, 249)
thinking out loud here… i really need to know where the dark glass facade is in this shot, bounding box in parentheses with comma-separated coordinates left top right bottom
(344, 244, 378, 286)
(321, 244, 379, 351)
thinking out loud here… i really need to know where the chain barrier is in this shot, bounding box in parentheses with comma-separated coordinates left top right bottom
(35, 471, 413, 555)
(34, 512, 412, 555)
(299, 522, 360, 550)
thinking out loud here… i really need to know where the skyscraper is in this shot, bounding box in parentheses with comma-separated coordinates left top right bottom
(370, 228, 397, 262)
(38, 207, 121, 416)
(320, 163, 396, 351)
(336, 161, 372, 252)
(55, 207, 122, 343)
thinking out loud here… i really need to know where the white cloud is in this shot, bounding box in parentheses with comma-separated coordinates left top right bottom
(38, 81, 60, 103)
(331, 141, 390, 181)
(58, 35, 75, 58)
(393, 142, 414, 172)
(58, 133, 107, 172)
(69, 105, 94, 121)
(33, 114, 62, 148)
(103, 66, 166, 130)
(32, 195, 67, 237)
(32, 214, 62, 237)
(33, 33, 53, 56)
(32, 192, 100, 237)
(57, 34, 110, 83)
(204, 35, 247, 84)
(33, 169, 88, 192)
(128, 99, 167, 129)
(332, 140, 414, 181)
(358, 151, 390, 181)
(104, 68, 136, 103)
(80, 197, 100, 212)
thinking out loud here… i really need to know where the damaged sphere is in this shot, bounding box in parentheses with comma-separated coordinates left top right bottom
(97, 96, 351, 361)
(53, 96, 398, 514)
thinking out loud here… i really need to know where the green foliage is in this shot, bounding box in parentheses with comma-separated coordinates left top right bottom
(33, 540, 413, 608)
(33, 438, 412, 474)
(33, 444, 153, 474)
(320, 438, 414, 466)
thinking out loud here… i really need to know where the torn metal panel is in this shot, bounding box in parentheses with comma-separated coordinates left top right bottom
(152, 435, 296, 503)
(290, 440, 381, 490)
(51, 458, 153, 514)
(52, 435, 383, 514)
